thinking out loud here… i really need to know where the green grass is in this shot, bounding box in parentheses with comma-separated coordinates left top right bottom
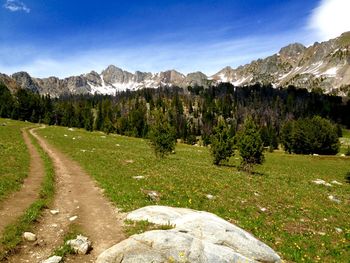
(0, 128, 55, 260)
(339, 129, 350, 155)
(0, 119, 31, 203)
(37, 126, 350, 263)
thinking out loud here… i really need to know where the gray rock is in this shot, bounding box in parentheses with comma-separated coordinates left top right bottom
(328, 195, 341, 203)
(98, 206, 281, 263)
(66, 235, 92, 255)
(50, 209, 59, 215)
(23, 232, 37, 241)
(41, 256, 62, 263)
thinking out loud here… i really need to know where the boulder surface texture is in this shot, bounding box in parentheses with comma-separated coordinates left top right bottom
(97, 206, 281, 263)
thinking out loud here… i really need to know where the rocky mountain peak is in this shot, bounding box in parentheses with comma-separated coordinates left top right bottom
(279, 43, 306, 58)
(11, 71, 40, 93)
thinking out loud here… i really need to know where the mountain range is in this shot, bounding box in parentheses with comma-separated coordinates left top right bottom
(1, 32, 350, 97)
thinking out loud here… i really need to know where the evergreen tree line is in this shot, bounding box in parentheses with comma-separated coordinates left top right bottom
(0, 82, 347, 155)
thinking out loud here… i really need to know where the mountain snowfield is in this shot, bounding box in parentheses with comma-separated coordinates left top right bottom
(1, 32, 350, 97)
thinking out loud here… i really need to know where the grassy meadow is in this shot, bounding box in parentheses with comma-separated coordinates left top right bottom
(0, 119, 31, 203)
(37, 125, 350, 263)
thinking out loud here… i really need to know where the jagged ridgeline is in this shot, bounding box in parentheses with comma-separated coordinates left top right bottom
(0, 32, 349, 97)
(0, 81, 349, 148)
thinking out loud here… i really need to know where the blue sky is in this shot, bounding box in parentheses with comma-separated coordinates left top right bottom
(0, 0, 349, 78)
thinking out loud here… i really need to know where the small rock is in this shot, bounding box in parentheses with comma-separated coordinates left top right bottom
(328, 195, 341, 203)
(340, 154, 345, 157)
(312, 179, 331, 186)
(206, 194, 214, 200)
(64, 134, 68, 137)
(66, 235, 92, 255)
(50, 209, 59, 215)
(259, 207, 267, 212)
(133, 176, 145, 180)
(69, 215, 78, 222)
(80, 149, 87, 153)
(41, 255, 62, 263)
(317, 232, 326, 236)
(331, 180, 343, 185)
(68, 128, 74, 131)
(313, 153, 319, 156)
(141, 190, 160, 202)
(254, 192, 260, 196)
(23, 232, 37, 242)
(51, 224, 58, 228)
(72, 137, 76, 140)
(125, 160, 134, 164)
(335, 227, 343, 233)
(116, 144, 120, 147)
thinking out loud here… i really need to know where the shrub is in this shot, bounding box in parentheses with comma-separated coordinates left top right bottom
(236, 118, 264, 172)
(210, 119, 234, 165)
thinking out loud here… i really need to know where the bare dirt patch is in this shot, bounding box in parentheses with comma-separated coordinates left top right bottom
(7, 128, 125, 262)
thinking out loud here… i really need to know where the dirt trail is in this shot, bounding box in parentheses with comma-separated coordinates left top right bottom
(0, 129, 45, 235)
(7, 127, 125, 262)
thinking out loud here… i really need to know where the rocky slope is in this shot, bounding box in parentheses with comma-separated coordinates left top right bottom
(212, 32, 350, 96)
(1, 32, 349, 96)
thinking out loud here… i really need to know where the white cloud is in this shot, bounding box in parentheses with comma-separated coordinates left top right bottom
(308, 0, 350, 40)
(3, 0, 30, 13)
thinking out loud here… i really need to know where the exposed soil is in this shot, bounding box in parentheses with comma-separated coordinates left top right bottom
(6, 127, 125, 262)
(0, 129, 45, 234)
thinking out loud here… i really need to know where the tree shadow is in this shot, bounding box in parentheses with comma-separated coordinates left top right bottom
(346, 172, 350, 184)
(219, 163, 239, 168)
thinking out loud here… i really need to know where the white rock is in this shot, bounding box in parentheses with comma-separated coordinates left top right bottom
(66, 235, 92, 255)
(41, 256, 62, 263)
(312, 179, 331, 186)
(340, 154, 345, 157)
(206, 194, 214, 200)
(328, 195, 341, 203)
(50, 209, 59, 215)
(116, 144, 120, 147)
(259, 207, 267, 212)
(72, 137, 76, 140)
(335, 227, 343, 233)
(313, 153, 319, 156)
(64, 134, 68, 137)
(68, 128, 74, 131)
(104, 206, 282, 263)
(133, 176, 145, 180)
(23, 232, 37, 242)
(69, 215, 78, 221)
(331, 180, 343, 185)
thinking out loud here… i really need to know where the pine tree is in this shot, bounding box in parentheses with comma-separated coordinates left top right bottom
(210, 118, 234, 165)
(149, 110, 176, 158)
(236, 117, 264, 173)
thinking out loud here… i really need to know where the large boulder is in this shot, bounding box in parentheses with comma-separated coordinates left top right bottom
(97, 206, 281, 263)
